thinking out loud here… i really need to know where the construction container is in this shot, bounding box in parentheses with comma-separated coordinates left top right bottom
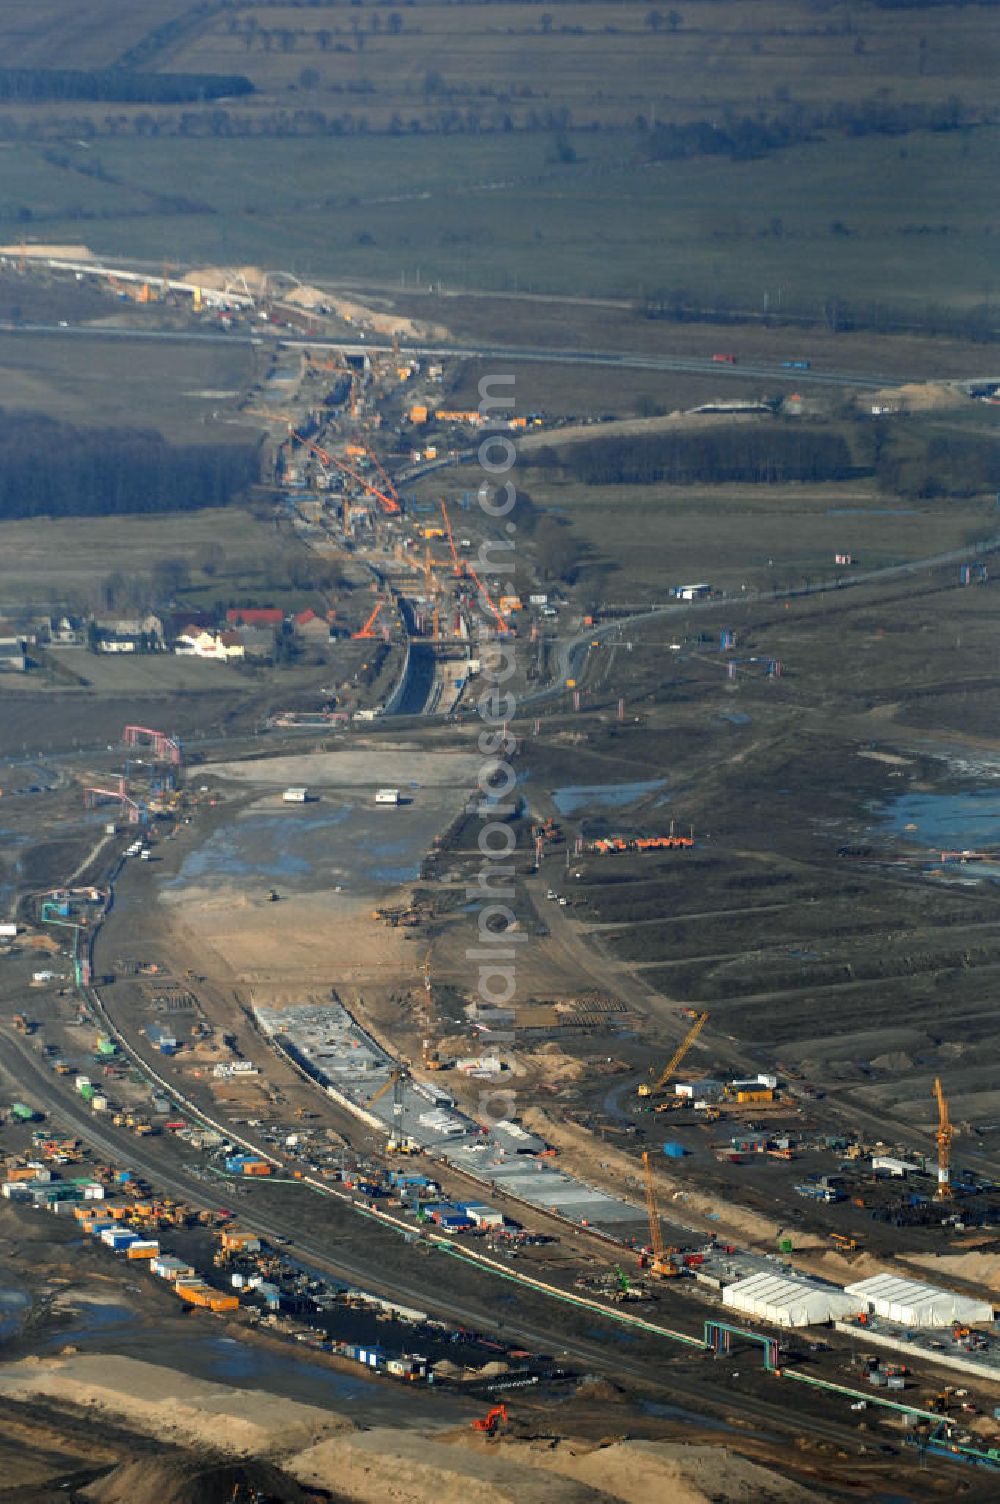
(662, 1142, 686, 1158)
(151, 1256, 195, 1281)
(101, 1229, 137, 1251)
(239, 1159, 271, 1176)
(221, 1230, 261, 1252)
(779, 1237, 794, 1254)
(91, 1094, 108, 1112)
(126, 1240, 159, 1259)
(176, 1281, 212, 1306)
(350, 1345, 384, 1369)
(209, 1294, 240, 1313)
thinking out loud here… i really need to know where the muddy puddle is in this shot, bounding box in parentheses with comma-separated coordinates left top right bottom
(881, 789, 1000, 852)
(165, 799, 439, 895)
(552, 780, 666, 817)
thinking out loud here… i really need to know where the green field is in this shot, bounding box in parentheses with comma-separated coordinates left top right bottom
(0, 0, 187, 70)
(0, 0, 993, 311)
(172, 0, 1000, 127)
(422, 447, 997, 603)
(4, 124, 998, 310)
(0, 331, 255, 444)
(0, 508, 274, 608)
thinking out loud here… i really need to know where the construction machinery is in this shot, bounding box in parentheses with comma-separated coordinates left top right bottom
(440, 498, 510, 635)
(640, 1150, 679, 1278)
(638, 1011, 709, 1099)
(352, 602, 384, 640)
(934, 1076, 953, 1200)
(281, 420, 401, 514)
(368, 1068, 413, 1151)
(472, 1404, 509, 1436)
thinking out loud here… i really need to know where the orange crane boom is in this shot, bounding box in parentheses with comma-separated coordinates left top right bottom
(281, 419, 401, 514)
(465, 563, 511, 635)
(440, 498, 461, 575)
(439, 498, 510, 633)
(934, 1076, 952, 1200)
(358, 441, 401, 511)
(352, 602, 384, 639)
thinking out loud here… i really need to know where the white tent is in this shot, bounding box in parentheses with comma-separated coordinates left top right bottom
(722, 1269, 857, 1328)
(843, 1274, 993, 1328)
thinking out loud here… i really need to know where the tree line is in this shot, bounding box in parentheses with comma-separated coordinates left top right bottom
(637, 289, 1000, 346)
(644, 95, 967, 165)
(0, 411, 258, 521)
(876, 429, 1000, 499)
(0, 68, 253, 105)
(532, 426, 856, 486)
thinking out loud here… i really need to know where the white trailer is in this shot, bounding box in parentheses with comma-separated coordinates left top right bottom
(375, 788, 400, 805)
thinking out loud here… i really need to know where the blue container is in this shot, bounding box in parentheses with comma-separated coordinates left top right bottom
(662, 1142, 686, 1158)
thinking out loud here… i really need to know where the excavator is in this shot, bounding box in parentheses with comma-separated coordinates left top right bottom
(638, 1011, 709, 1099)
(472, 1403, 509, 1435)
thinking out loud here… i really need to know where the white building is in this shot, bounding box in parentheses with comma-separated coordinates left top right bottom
(871, 1155, 920, 1178)
(722, 1269, 858, 1328)
(843, 1274, 993, 1328)
(675, 1078, 723, 1100)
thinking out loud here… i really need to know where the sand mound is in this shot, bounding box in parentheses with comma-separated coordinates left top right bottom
(908, 1248, 1000, 1291)
(870, 1050, 914, 1073)
(84, 1455, 318, 1504)
(864, 380, 965, 413)
(289, 1433, 819, 1504)
(0, 242, 95, 261)
(535, 1439, 817, 1504)
(0, 1355, 348, 1456)
(287, 1430, 605, 1504)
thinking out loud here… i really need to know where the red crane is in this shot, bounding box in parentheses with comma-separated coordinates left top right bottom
(282, 421, 400, 514)
(439, 499, 510, 634)
(439, 497, 461, 576)
(352, 602, 385, 639)
(357, 440, 401, 512)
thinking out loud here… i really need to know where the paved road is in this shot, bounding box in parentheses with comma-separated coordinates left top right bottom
(0, 319, 905, 391)
(526, 531, 1000, 704)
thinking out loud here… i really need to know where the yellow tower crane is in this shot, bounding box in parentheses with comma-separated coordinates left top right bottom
(934, 1076, 953, 1200)
(641, 1151, 678, 1278)
(638, 1011, 710, 1098)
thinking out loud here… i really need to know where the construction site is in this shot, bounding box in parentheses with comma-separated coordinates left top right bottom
(1, 251, 1000, 1501)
